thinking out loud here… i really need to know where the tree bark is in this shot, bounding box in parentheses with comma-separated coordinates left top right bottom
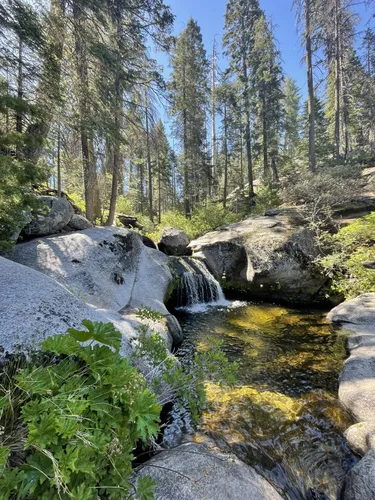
(73, 0, 101, 223)
(26, 0, 66, 158)
(262, 91, 268, 177)
(145, 92, 153, 222)
(334, 0, 341, 160)
(16, 37, 23, 133)
(223, 103, 228, 208)
(211, 39, 217, 197)
(305, 0, 316, 172)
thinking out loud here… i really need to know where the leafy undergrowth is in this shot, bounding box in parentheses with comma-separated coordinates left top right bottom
(318, 212, 375, 298)
(0, 320, 237, 499)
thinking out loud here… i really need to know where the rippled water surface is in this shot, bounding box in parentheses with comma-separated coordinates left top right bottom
(177, 302, 358, 499)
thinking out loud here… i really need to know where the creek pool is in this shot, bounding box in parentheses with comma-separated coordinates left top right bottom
(177, 301, 358, 500)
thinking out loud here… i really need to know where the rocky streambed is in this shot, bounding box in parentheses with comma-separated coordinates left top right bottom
(1, 205, 375, 499)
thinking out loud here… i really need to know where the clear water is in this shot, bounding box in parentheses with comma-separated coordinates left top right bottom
(177, 302, 358, 500)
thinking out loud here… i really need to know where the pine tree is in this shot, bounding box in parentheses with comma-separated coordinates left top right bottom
(223, 0, 262, 199)
(252, 14, 283, 182)
(169, 18, 209, 217)
(283, 77, 301, 159)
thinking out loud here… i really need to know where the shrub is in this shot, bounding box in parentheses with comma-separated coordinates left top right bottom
(146, 202, 244, 242)
(281, 170, 359, 212)
(0, 320, 238, 499)
(251, 185, 281, 216)
(0, 321, 161, 499)
(318, 212, 375, 298)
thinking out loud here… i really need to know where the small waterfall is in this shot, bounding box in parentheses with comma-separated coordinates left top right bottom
(176, 258, 227, 310)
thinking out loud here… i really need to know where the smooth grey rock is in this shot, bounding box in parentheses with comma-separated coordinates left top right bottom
(7, 227, 182, 356)
(328, 294, 375, 424)
(345, 423, 375, 456)
(343, 450, 375, 500)
(23, 196, 74, 236)
(0, 256, 131, 359)
(264, 208, 280, 216)
(9, 227, 171, 316)
(66, 214, 93, 231)
(189, 215, 327, 304)
(328, 293, 375, 325)
(166, 314, 184, 346)
(134, 441, 282, 500)
(158, 227, 189, 256)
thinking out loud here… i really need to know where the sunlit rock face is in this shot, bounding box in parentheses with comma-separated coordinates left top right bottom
(189, 215, 329, 304)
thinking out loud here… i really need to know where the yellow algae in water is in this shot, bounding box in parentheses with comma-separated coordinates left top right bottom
(275, 351, 340, 372)
(228, 304, 290, 332)
(205, 382, 302, 422)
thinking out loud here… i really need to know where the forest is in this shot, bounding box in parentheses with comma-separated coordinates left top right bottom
(3, 1, 375, 499)
(2, 0, 375, 248)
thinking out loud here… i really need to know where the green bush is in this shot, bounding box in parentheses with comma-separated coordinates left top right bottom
(318, 212, 375, 298)
(0, 320, 238, 499)
(0, 91, 49, 251)
(251, 185, 281, 215)
(146, 202, 244, 242)
(0, 321, 160, 499)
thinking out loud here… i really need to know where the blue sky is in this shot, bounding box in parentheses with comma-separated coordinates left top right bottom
(153, 0, 375, 134)
(154, 0, 375, 92)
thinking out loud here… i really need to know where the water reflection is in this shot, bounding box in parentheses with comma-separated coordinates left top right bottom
(178, 303, 358, 499)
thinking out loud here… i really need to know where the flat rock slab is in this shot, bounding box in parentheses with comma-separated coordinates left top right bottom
(134, 441, 282, 500)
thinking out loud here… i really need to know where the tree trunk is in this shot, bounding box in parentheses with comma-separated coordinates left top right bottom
(305, 0, 316, 172)
(158, 157, 161, 224)
(73, 0, 100, 223)
(334, 0, 341, 160)
(223, 103, 228, 208)
(271, 154, 279, 183)
(241, 31, 254, 198)
(26, 0, 66, 158)
(57, 122, 62, 197)
(145, 92, 153, 222)
(182, 59, 190, 218)
(16, 37, 23, 133)
(211, 39, 217, 197)
(262, 91, 268, 177)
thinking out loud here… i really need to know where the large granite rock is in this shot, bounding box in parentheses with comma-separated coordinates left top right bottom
(328, 294, 375, 425)
(5, 227, 181, 350)
(328, 294, 375, 499)
(158, 227, 190, 256)
(0, 256, 131, 359)
(189, 215, 327, 304)
(9, 227, 171, 316)
(134, 441, 282, 500)
(23, 196, 74, 236)
(343, 449, 375, 500)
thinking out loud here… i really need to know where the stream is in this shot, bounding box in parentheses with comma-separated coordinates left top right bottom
(176, 301, 358, 500)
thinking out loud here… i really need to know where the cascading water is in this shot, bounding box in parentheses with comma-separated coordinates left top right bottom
(176, 258, 227, 310)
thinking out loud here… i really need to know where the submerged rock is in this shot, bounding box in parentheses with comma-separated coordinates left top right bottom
(134, 441, 282, 500)
(23, 196, 74, 237)
(189, 215, 328, 304)
(158, 227, 190, 256)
